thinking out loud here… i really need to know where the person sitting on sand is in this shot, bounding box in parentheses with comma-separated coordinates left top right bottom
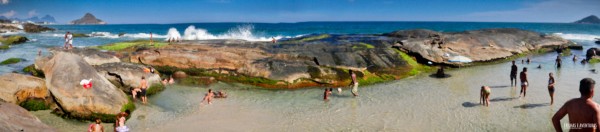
(552, 78, 600, 131)
(89, 118, 104, 132)
(510, 60, 518, 87)
(519, 67, 529, 98)
(548, 72, 556, 105)
(349, 70, 359, 96)
(480, 86, 491, 107)
(201, 89, 214, 105)
(555, 55, 562, 68)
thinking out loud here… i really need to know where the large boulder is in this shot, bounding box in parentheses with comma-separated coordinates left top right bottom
(0, 101, 57, 132)
(0, 73, 50, 104)
(586, 48, 600, 60)
(40, 51, 128, 119)
(23, 23, 55, 33)
(94, 62, 162, 92)
(385, 28, 574, 65)
(0, 35, 28, 45)
(49, 48, 120, 65)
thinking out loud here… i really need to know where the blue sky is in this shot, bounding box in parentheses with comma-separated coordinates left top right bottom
(1, 0, 599, 24)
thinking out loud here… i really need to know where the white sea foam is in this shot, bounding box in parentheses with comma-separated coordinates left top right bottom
(179, 25, 289, 41)
(553, 33, 600, 41)
(166, 27, 182, 41)
(46, 32, 167, 39)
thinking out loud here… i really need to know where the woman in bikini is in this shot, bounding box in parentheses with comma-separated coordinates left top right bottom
(548, 72, 556, 105)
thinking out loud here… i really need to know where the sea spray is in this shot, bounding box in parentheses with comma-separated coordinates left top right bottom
(181, 24, 288, 41)
(166, 27, 182, 41)
(553, 33, 600, 41)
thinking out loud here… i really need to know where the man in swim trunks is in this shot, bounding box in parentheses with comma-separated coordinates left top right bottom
(552, 78, 600, 131)
(520, 67, 528, 98)
(556, 55, 562, 68)
(548, 72, 556, 105)
(349, 70, 359, 96)
(510, 60, 518, 87)
(140, 76, 148, 104)
(480, 86, 491, 107)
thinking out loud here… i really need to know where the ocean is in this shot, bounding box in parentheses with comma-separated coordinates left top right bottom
(2, 22, 599, 74)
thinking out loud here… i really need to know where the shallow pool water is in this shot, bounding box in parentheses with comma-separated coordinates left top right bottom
(32, 49, 600, 132)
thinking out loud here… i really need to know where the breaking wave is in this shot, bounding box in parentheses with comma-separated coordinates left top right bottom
(553, 33, 600, 41)
(174, 24, 289, 41)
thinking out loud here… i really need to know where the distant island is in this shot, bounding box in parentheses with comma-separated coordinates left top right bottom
(574, 15, 600, 24)
(0, 15, 56, 24)
(70, 13, 106, 25)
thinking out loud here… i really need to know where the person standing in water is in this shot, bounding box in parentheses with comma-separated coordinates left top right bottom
(573, 55, 578, 62)
(548, 72, 556, 105)
(552, 78, 600, 131)
(556, 55, 562, 68)
(323, 88, 332, 101)
(519, 67, 529, 98)
(349, 70, 359, 96)
(140, 76, 148, 104)
(480, 86, 491, 107)
(510, 60, 518, 87)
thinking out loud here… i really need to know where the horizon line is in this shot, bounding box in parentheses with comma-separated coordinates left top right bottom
(46, 20, 579, 25)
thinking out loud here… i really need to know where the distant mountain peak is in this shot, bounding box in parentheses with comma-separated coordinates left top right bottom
(70, 13, 106, 25)
(574, 15, 600, 24)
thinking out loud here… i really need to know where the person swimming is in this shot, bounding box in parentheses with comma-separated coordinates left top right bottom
(552, 78, 600, 131)
(548, 72, 556, 105)
(573, 55, 578, 62)
(214, 90, 227, 98)
(526, 57, 531, 64)
(480, 86, 491, 107)
(89, 118, 104, 132)
(168, 76, 174, 84)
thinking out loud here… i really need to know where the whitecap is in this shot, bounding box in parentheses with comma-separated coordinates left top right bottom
(553, 33, 600, 41)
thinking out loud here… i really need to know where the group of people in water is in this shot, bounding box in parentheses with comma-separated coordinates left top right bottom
(324, 70, 360, 100)
(480, 54, 600, 131)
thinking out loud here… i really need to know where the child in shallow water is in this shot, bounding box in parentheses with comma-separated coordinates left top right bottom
(480, 86, 491, 107)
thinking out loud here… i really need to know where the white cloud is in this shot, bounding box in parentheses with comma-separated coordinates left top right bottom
(1, 0, 8, 5)
(1, 10, 16, 17)
(28, 10, 37, 17)
(446, 0, 600, 22)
